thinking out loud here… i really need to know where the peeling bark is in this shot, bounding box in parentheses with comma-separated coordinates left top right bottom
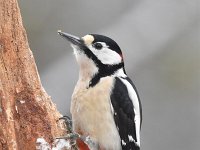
(0, 0, 67, 149)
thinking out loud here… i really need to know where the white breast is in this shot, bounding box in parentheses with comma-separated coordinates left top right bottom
(71, 77, 121, 150)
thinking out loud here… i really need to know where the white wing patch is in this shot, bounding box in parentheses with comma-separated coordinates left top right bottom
(120, 78, 141, 146)
(128, 135, 135, 142)
(121, 140, 126, 146)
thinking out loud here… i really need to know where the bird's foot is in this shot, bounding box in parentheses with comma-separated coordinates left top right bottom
(59, 115, 73, 133)
(57, 116, 98, 149)
(56, 134, 98, 150)
(55, 132, 80, 140)
(56, 116, 79, 148)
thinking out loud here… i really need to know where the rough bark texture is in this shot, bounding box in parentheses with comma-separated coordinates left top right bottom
(0, 0, 67, 149)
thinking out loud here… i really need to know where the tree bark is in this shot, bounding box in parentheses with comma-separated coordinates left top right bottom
(0, 0, 67, 149)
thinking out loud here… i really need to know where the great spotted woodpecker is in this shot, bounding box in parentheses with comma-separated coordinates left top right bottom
(58, 31, 142, 150)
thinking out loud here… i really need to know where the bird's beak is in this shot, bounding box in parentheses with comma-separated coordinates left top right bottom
(57, 30, 85, 48)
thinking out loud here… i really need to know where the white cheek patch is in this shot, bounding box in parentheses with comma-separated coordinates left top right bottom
(88, 43, 122, 65)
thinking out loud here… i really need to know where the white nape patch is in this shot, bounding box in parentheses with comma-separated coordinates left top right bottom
(121, 140, 126, 146)
(82, 34, 94, 46)
(128, 135, 135, 142)
(120, 78, 141, 147)
(113, 68, 127, 78)
(88, 42, 121, 65)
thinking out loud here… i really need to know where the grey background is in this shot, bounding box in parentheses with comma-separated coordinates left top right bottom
(19, 0, 200, 150)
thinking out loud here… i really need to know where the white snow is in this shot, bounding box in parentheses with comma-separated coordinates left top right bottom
(52, 139, 71, 150)
(36, 138, 51, 150)
(20, 100, 25, 104)
(36, 138, 71, 150)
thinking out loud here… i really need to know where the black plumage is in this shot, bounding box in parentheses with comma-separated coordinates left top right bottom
(111, 77, 141, 150)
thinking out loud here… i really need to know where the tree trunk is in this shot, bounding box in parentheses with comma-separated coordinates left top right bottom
(0, 0, 67, 149)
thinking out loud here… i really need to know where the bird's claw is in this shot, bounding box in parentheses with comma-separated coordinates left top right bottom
(57, 116, 98, 149)
(59, 115, 73, 132)
(80, 136, 98, 148)
(59, 116, 72, 126)
(55, 133, 80, 140)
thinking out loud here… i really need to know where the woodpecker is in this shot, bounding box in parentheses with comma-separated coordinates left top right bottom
(58, 31, 142, 150)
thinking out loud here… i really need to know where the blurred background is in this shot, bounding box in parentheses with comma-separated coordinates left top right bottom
(19, 0, 199, 149)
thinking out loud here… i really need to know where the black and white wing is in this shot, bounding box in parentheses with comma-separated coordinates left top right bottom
(110, 77, 142, 150)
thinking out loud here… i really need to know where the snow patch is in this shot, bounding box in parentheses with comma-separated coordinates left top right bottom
(36, 138, 51, 150)
(15, 106, 18, 113)
(36, 138, 71, 150)
(20, 100, 25, 104)
(52, 139, 71, 150)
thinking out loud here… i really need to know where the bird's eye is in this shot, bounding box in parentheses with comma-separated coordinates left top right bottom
(93, 43, 103, 50)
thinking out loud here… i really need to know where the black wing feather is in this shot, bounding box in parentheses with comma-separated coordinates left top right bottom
(110, 77, 141, 150)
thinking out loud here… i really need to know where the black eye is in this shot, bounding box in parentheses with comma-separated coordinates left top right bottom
(93, 43, 103, 50)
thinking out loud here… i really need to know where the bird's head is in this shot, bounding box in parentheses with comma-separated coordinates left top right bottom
(58, 31, 126, 86)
